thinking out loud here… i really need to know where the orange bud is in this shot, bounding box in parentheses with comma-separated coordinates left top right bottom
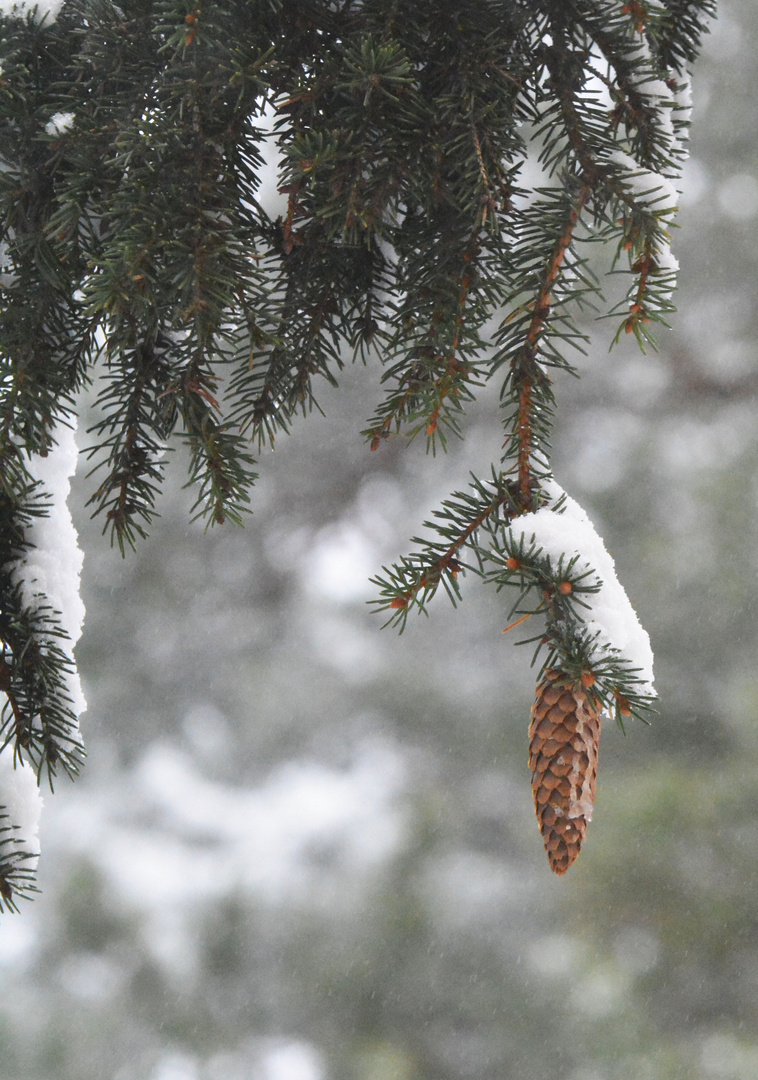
(581, 671, 595, 688)
(615, 691, 632, 717)
(389, 597, 407, 610)
(558, 581, 573, 595)
(505, 557, 520, 571)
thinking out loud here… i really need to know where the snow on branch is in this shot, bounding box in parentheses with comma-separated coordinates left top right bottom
(0, 421, 86, 893)
(505, 480, 655, 706)
(20, 420, 86, 697)
(0, 0, 64, 22)
(605, 148, 679, 212)
(0, 749, 42, 901)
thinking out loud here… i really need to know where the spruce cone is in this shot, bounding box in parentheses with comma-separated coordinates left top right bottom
(528, 669, 602, 875)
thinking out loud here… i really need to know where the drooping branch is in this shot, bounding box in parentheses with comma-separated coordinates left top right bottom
(501, 182, 592, 511)
(372, 472, 523, 626)
(365, 236, 485, 453)
(0, 0, 715, 899)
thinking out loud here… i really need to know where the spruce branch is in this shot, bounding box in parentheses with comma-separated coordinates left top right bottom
(0, 0, 716, 892)
(0, 585, 84, 786)
(484, 532, 655, 729)
(85, 336, 177, 553)
(371, 470, 524, 629)
(498, 181, 593, 510)
(364, 237, 488, 455)
(0, 811, 39, 913)
(0, 455, 82, 787)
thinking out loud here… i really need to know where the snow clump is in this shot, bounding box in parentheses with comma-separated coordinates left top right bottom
(1, 420, 86, 861)
(507, 480, 655, 701)
(0, 0, 65, 21)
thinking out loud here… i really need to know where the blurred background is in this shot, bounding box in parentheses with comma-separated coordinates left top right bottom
(1, 3, 758, 1078)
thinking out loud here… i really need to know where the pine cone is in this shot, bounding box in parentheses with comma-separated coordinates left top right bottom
(528, 669, 602, 875)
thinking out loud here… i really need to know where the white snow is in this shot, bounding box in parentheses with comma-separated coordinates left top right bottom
(654, 241, 679, 275)
(35, 737, 407, 977)
(674, 76, 694, 138)
(651, 241, 679, 301)
(618, 20, 695, 162)
(254, 100, 289, 221)
(0, 420, 85, 857)
(506, 480, 655, 700)
(262, 1043, 324, 1080)
(0, 751, 42, 862)
(625, 31, 677, 149)
(0, 0, 64, 20)
(20, 420, 86, 721)
(44, 112, 74, 136)
(21, 422, 85, 646)
(602, 148, 680, 297)
(605, 148, 679, 212)
(0, 240, 14, 289)
(636, 0, 667, 15)
(50, 738, 407, 912)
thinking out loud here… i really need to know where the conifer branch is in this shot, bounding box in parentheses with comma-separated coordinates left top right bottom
(85, 337, 176, 553)
(0, 810, 39, 913)
(484, 533, 655, 728)
(371, 472, 523, 626)
(0, 589, 83, 785)
(231, 262, 349, 449)
(365, 236, 485, 453)
(506, 183, 592, 509)
(0, 0, 715, 894)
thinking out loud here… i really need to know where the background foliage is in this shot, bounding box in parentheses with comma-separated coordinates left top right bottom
(2, 1, 758, 1079)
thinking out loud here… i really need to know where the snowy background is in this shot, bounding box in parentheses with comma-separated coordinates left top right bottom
(2, 3, 758, 1079)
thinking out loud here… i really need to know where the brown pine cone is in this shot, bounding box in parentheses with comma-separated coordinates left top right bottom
(528, 669, 602, 875)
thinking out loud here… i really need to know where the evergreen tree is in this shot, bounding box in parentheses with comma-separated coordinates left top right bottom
(0, 0, 715, 905)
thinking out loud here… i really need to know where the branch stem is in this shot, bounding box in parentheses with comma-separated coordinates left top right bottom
(510, 183, 591, 508)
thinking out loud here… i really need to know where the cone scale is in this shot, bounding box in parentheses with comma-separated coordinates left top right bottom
(528, 669, 602, 874)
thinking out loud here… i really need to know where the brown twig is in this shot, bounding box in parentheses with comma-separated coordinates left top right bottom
(389, 482, 518, 609)
(425, 259, 474, 437)
(624, 244, 654, 334)
(511, 183, 591, 509)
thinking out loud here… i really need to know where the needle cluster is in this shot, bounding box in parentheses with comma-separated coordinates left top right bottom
(0, 0, 715, 901)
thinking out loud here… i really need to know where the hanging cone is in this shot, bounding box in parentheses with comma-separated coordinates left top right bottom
(528, 668, 602, 875)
